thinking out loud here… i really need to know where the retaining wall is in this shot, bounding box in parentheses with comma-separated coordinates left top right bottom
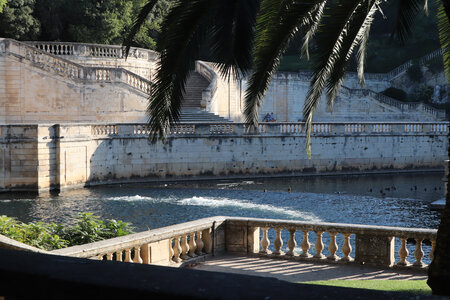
(0, 122, 447, 193)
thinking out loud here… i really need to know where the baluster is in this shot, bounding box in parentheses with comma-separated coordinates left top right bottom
(115, 250, 123, 262)
(260, 227, 270, 254)
(327, 232, 339, 261)
(133, 246, 143, 263)
(341, 233, 353, 262)
(314, 231, 326, 259)
(141, 243, 150, 264)
(189, 232, 197, 257)
(169, 238, 174, 261)
(273, 228, 284, 255)
(106, 253, 113, 261)
(300, 230, 311, 258)
(181, 234, 189, 259)
(413, 238, 425, 267)
(202, 228, 211, 254)
(286, 229, 296, 256)
(397, 238, 410, 266)
(173, 236, 182, 262)
(195, 231, 204, 255)
(430, 240, 436, 262)
(124, 248, 133, 263)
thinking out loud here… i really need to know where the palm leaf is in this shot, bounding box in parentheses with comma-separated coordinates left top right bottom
(392, 0, 427, 43)
(301, 1, 326, 60)
(325, 0, 379, 107)
(123, 0, 159, 58)
(437, 1, 450, 83)
(245, 0, 326, 126)
(148, 0, 216, 140)
(303, 0, 379, 157)
(208, 0, 260, 79)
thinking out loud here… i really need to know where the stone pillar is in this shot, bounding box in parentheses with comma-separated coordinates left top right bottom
(225, 220, 259, 254)
(355, 234, 395, 267)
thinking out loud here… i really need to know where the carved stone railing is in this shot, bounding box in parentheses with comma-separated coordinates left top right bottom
(51, 217, 225, 265)
(25, 41, 159, 61)
(225, 217, 437, 269)
(1, 39, 153, 95)
(195, 61, 218, 110)
(388, 48, 442, 80)
(1, 216, 437, 270)
(341, 86, 446, 119)
(88, 122, 449, 138)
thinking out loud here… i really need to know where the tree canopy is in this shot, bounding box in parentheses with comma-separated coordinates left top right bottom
(0, 0, 172, 49)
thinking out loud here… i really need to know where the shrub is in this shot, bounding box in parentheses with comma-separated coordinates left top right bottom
(381, 87, 407, 101)
(406, 63, 423, 82)
(409, 85, 434, 103)
(0, 213, 134, 250)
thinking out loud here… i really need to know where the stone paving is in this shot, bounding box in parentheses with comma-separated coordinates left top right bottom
(190, 255, 428, 283)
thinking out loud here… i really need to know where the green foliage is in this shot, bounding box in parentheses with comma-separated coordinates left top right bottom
(382, 87, 407, 101)
(0, 213, 134, 250)
(425, 56, 445, 74)
(0, 0, 40, 40)
(410, 85, 434, 103)
(0, 215, 67, 250)
(406, 63, 423, 82)
(32, 0, 171, 49)
(0, 0, 6, 13)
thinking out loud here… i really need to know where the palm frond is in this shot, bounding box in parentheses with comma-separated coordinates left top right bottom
(392, 0, 427, 43)
(147, 0, 217, 140)
(208, 0, 260, 80)
(244, 0, 325, 126)
(326, 1, 379, 107)
(303, 0, 378, 157)
(301, 1, 326, 60)
(437, 2, 450, 83)
(123, 0, 159, 58)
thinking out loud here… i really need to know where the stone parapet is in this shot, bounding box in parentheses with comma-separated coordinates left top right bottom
(0, 216, 437, 270)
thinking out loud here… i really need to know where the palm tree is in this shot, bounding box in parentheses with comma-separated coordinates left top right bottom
(125, 0, 450, 295)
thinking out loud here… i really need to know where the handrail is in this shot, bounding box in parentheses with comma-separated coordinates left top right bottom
(24, 40, 159, 61)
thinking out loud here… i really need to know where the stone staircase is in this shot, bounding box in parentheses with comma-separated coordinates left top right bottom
(179, 72, 231, 122)
(178, 108, 230, 122)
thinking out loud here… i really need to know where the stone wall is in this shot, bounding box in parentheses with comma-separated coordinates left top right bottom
(0, 122, 447, 193)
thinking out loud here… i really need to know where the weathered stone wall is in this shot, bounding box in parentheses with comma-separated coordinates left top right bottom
(0, 122, 447, 193)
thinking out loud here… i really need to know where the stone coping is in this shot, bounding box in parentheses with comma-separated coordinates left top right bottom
(226, 217, 437, 239)
(51, 216, 227, 258)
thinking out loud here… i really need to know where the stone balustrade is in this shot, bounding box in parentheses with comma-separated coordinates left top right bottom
(196, 61, 218, 109)
(0, 216, 437, 271)
(25, 41, 159, 61)
(340, 87, 446, 119)
(87, 122, 449, 138)
(225, 217, 437, 269)
(51, 217, 226, 266)
(1, 39, 153, 96)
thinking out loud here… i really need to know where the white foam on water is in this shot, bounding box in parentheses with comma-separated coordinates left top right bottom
(107, 195, 157, 202)
(178, 196, 321, 222)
